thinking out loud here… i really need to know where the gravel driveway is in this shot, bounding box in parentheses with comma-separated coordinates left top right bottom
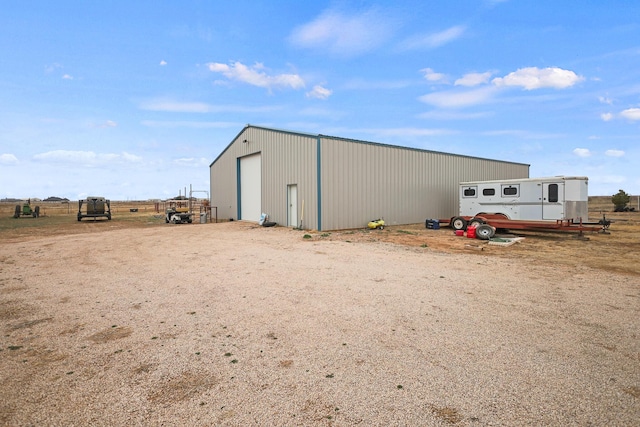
(1, 222, 638, 426)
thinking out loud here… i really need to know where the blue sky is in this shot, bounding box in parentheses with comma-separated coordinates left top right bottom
(1, 0, 639, 200)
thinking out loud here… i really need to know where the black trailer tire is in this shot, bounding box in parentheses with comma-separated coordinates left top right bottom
(475, 224, 495, 240)
(14, 205, 20, 218)
(451, 216, 467, 231)
(469, 217, 485, 228)
(34, 206, 40, 217)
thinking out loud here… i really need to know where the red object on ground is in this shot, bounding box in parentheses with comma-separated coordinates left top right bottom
(467, 226, 476, 239)
(455, 230, 464, 236)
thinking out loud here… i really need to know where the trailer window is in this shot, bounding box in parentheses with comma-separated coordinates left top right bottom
(548, 184, 559, 202)
(463, 187, 476, 197)
(482, 188, 495, 196)
(502, 185, 519, 197)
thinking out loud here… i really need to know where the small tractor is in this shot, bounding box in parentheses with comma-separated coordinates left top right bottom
(165, 207, 193, 224)
(78, 197, 112, 221)
(13, 199, 40, 218)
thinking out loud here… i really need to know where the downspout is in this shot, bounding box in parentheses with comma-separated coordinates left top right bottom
(316, 136, 322, 231)
(236, 158, 241, 220)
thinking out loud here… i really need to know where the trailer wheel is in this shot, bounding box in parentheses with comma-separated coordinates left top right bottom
(34, 206, 40, 217)
(469, 217, 485, 228)
(475, 224, 495, 240)
(14, 205, 20, 218)
(451, 216, 467, 231)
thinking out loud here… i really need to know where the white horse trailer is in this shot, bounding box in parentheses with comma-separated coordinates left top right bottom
(459, 176, 589, 221)
(444, 176, 609, 239)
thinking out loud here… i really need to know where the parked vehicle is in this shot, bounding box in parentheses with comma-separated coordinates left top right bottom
(165, 207, 193, 224)
(78, 197, 111, 221)
(447, 176, 607, 238)
(13, 199, 40, 218)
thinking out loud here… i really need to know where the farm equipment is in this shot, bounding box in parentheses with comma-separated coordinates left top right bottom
(367, 218, 385, 230)
(165, 207, 193, 224)
(13, 199, 40, 218)
(78, 197, 111, 221)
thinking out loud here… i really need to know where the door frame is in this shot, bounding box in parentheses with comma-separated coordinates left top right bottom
(287, 184, 298, 227)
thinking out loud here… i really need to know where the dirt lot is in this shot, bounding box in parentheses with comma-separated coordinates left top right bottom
(1, 200, 639, 425)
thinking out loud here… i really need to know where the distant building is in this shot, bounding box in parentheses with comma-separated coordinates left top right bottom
(209, 125, 529, 230)
(44, 197, 70, 202)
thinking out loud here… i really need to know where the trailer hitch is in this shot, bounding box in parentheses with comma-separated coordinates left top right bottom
(598, 213, 611, 234)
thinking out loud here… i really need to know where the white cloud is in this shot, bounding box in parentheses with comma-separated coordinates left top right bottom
(366, 127, 454, 137)
(421, 68, 447, 83)
(605, 149, 625, 157)
(139, 99, 280, 114)
(481, 130, 562, 139)
(400, 25, 466, 50)
(173, 157, 210, 167)
(289, 8, 392, 56)
(573, 148, 591, 157)
(44, 63, 63, 74)
(62, 74, 73, 80)
(121, 152, 143, 162)
(418, 86, 496, 108)
(492, 67, 584, 90)
(620, 107, 640, 121)
(600, 113, 614, 121)
(0, 154, 19, 165)
(160, 60, 167, 66)
(598, 96, 613, 105)
(207, 61, 305, 90)
(140, 100, 212, 113)
(90, 120, 118, 128)
(306, 85, 332, 100)
(141, 120, 239, 129)
(418, 111, 492, 120)
(33, 150, 142, 165)
(455, 72, 493, 87)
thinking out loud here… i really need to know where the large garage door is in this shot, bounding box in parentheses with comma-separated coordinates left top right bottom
(239, 153, 261, 221)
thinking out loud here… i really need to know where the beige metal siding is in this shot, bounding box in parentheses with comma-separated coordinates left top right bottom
(319, 137, 528, 230)
(210, 146, 236, 221)
(258, 129, 317, 228)
(211, 126, 528, 230)
(210, 126, 318, 226)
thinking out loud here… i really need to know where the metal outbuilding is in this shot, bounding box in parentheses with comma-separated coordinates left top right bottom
(209, 125, 529, 231)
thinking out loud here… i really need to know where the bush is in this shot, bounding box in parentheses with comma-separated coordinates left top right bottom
(612, 189, 631, 211)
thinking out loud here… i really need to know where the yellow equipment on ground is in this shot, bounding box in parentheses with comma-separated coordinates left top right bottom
(367, 218, 385, 230)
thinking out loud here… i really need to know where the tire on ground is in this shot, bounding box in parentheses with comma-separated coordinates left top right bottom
(475, 224, 495, 240)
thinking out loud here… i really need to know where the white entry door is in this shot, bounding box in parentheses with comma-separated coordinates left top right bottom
(542, 182, 564, 220)
(240, 153, 261, 221)
(288, 184, 298, 227)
